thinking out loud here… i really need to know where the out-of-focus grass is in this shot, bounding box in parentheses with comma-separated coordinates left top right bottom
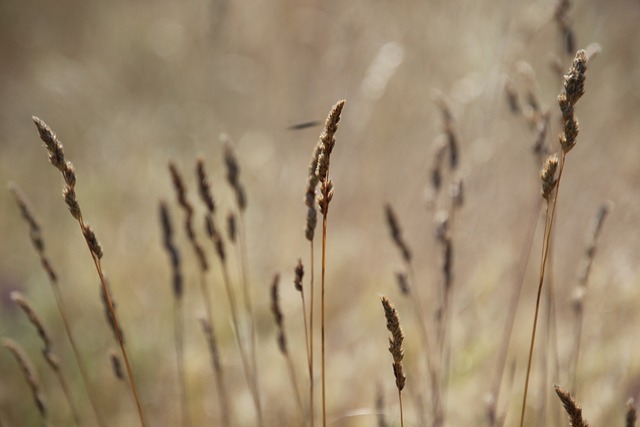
(1, 0, 639, 426)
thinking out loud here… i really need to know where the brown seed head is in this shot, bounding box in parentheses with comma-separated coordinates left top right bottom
(223, 138, 247, 212)
(270, 274, 287, 354)
(10, 292, 52, 355)
(63, 186, 82, 220)
(100, 278, 124, 344)
(380, 295, 406, 391)
(305, 206, 317, 241)
(109, 350, 125, 381)
(32, 116, 66, 173)
(159, 202, 183, 298)
(3, 337, 48, 419)
(294, 259, 304, 292)
(384, 203, 412, 263)
(541, 154, 560, 200)
(554, 384, 589, 427)
(395, 271, 410, 295)
(196, 158, 216, 214)
(317, 179, 333, 216)
(82, 224, 103, 259)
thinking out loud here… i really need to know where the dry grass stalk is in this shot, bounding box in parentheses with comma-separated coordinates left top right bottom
(570, 203, 611, 392)
(221, 139, 263, 426)
(312, 99, 345, 427)
(519, 50, 589, 427)
(32, 116, 145, 427)
(627, 399, 637, 427)
(383, 201, 438, 418)
(9, 182, 104, 427)
(10, 291, 81, 426)
(554, 385, 589, 427)
(301, 105, 342, 423)
(270, 273, 304, 417)
(195, 158, 257, 427)
(380, 296, 406, 427)
(159, 201, 190, 427)
(489, 68, 562, 426)
(199, 317, 231, 427)
(2, 338, 48, 426)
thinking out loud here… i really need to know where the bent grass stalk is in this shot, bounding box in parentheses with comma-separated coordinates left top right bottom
(10, 291, 82, 427)
(32, 117, 146, 427)
(9, 182, 105, 427)
(2, 338, 48, 426)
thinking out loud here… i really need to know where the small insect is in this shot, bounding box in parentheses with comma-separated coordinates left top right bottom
(287, 120, 322, 131)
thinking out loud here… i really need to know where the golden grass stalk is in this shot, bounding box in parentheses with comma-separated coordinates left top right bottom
(10, 291, 82, 427)
(380, 296, 406, 427)
(221, 140, 264, 426)
(554, 385, 589, 427)
(196, 158, 254, 427)
(519, 50, 589, 427)
(270, 273, 304, 418)
(32, 116, 145, 427)
(570, 203, 611, 393)
(2, 338, 48, 426)
(159, 201, 190, 427)
(313, 99, 345, 427)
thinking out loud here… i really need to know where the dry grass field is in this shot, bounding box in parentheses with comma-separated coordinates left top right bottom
(1, 0, 640, 426)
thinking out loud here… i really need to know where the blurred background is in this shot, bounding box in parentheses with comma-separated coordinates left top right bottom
(1, 0, 639, 426)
